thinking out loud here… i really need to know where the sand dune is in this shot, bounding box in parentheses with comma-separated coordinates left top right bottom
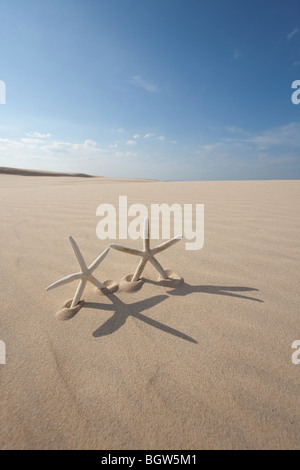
(0, 175, 299, 449)
(0, 167, 158, 183)
(0, 166, 95, 178)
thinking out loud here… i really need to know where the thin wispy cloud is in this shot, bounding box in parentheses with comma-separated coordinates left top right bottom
(233, 48, 242, 60)
(143, 133, 168, 141)
(26, 131, 52, 138)
(267, 155, 296, 165)
(293, 60, 300, 67)
(224, 126, 249, 136)
(144, 133, 156, 138)
(223, 122, 300, 148)
(0, 137, 23, 148)
(42, 139, 100, 154)
(125, 139, 137, 145)
(195, 122, 300, 168)
(133, 134, 140, 139)
(246, 122, 300, 147)
(115, 151, 137, 158)
(287, 27, 299, 40)
(130, 75, 159, 93)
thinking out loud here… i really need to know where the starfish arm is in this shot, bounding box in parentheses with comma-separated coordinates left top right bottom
(143, 217, 150, 252)
(132, 257, 148, 282)
(46, 272, 82, 291)
(69, 236, 88, 271)
(88, 247, 110, 272)
(151, 235, 182, 255)
(88, 274, 106, 290)
(71, 279, 87, 307)
(149, 256, 168, 279)
(110, 244, 144, 257)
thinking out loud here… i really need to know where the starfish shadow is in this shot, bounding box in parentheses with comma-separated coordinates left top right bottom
(84, 293, 197, 343)
(157, 282, 264, 302)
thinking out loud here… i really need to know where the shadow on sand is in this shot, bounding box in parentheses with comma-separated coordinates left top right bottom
(72, 282, 262, 343)
(85, 293, 198, 343)
(143, 279, 263, 303)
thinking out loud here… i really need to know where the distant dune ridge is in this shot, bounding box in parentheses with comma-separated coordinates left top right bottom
(0, 166, 95, 178)
(0, 166, 157, 182)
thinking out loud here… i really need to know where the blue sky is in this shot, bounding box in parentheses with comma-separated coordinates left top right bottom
(0, 0, 299, 180)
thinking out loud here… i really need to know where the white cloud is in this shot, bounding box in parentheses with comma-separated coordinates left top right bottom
(287, 27, 299, 40)
(109, 143, 118, 148)
(156, 135, 165, 141)
(170, 140, 177, 144)
(125, 139, 137, 145)
(42, 139, 102, 154)
(21, 138, 47, 144)
(84, 139, 97, 147)
(133, 134, 140, 139)
(26, 131, 52, 138)
(130, 75, 159, 93)
(0, 134, 108, 164)
(144, 133, 156, 138)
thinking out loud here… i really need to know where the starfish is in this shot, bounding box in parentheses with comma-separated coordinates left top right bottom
(110, 217, 182, 282)
(47, 236, 109, 307)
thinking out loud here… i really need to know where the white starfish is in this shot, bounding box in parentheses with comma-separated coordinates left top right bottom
(47, 236, 109, 307)
(110, 218, 182, 282)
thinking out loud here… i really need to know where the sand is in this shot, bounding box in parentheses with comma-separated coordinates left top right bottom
(0, 173, 299, 449)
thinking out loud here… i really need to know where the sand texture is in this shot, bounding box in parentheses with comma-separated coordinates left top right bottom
(0, 174, 299, 449)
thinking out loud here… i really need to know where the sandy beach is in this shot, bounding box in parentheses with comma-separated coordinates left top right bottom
(0, 173, 299, 449)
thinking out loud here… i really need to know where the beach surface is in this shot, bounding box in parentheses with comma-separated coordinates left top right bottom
(0, 173, 299, 449)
